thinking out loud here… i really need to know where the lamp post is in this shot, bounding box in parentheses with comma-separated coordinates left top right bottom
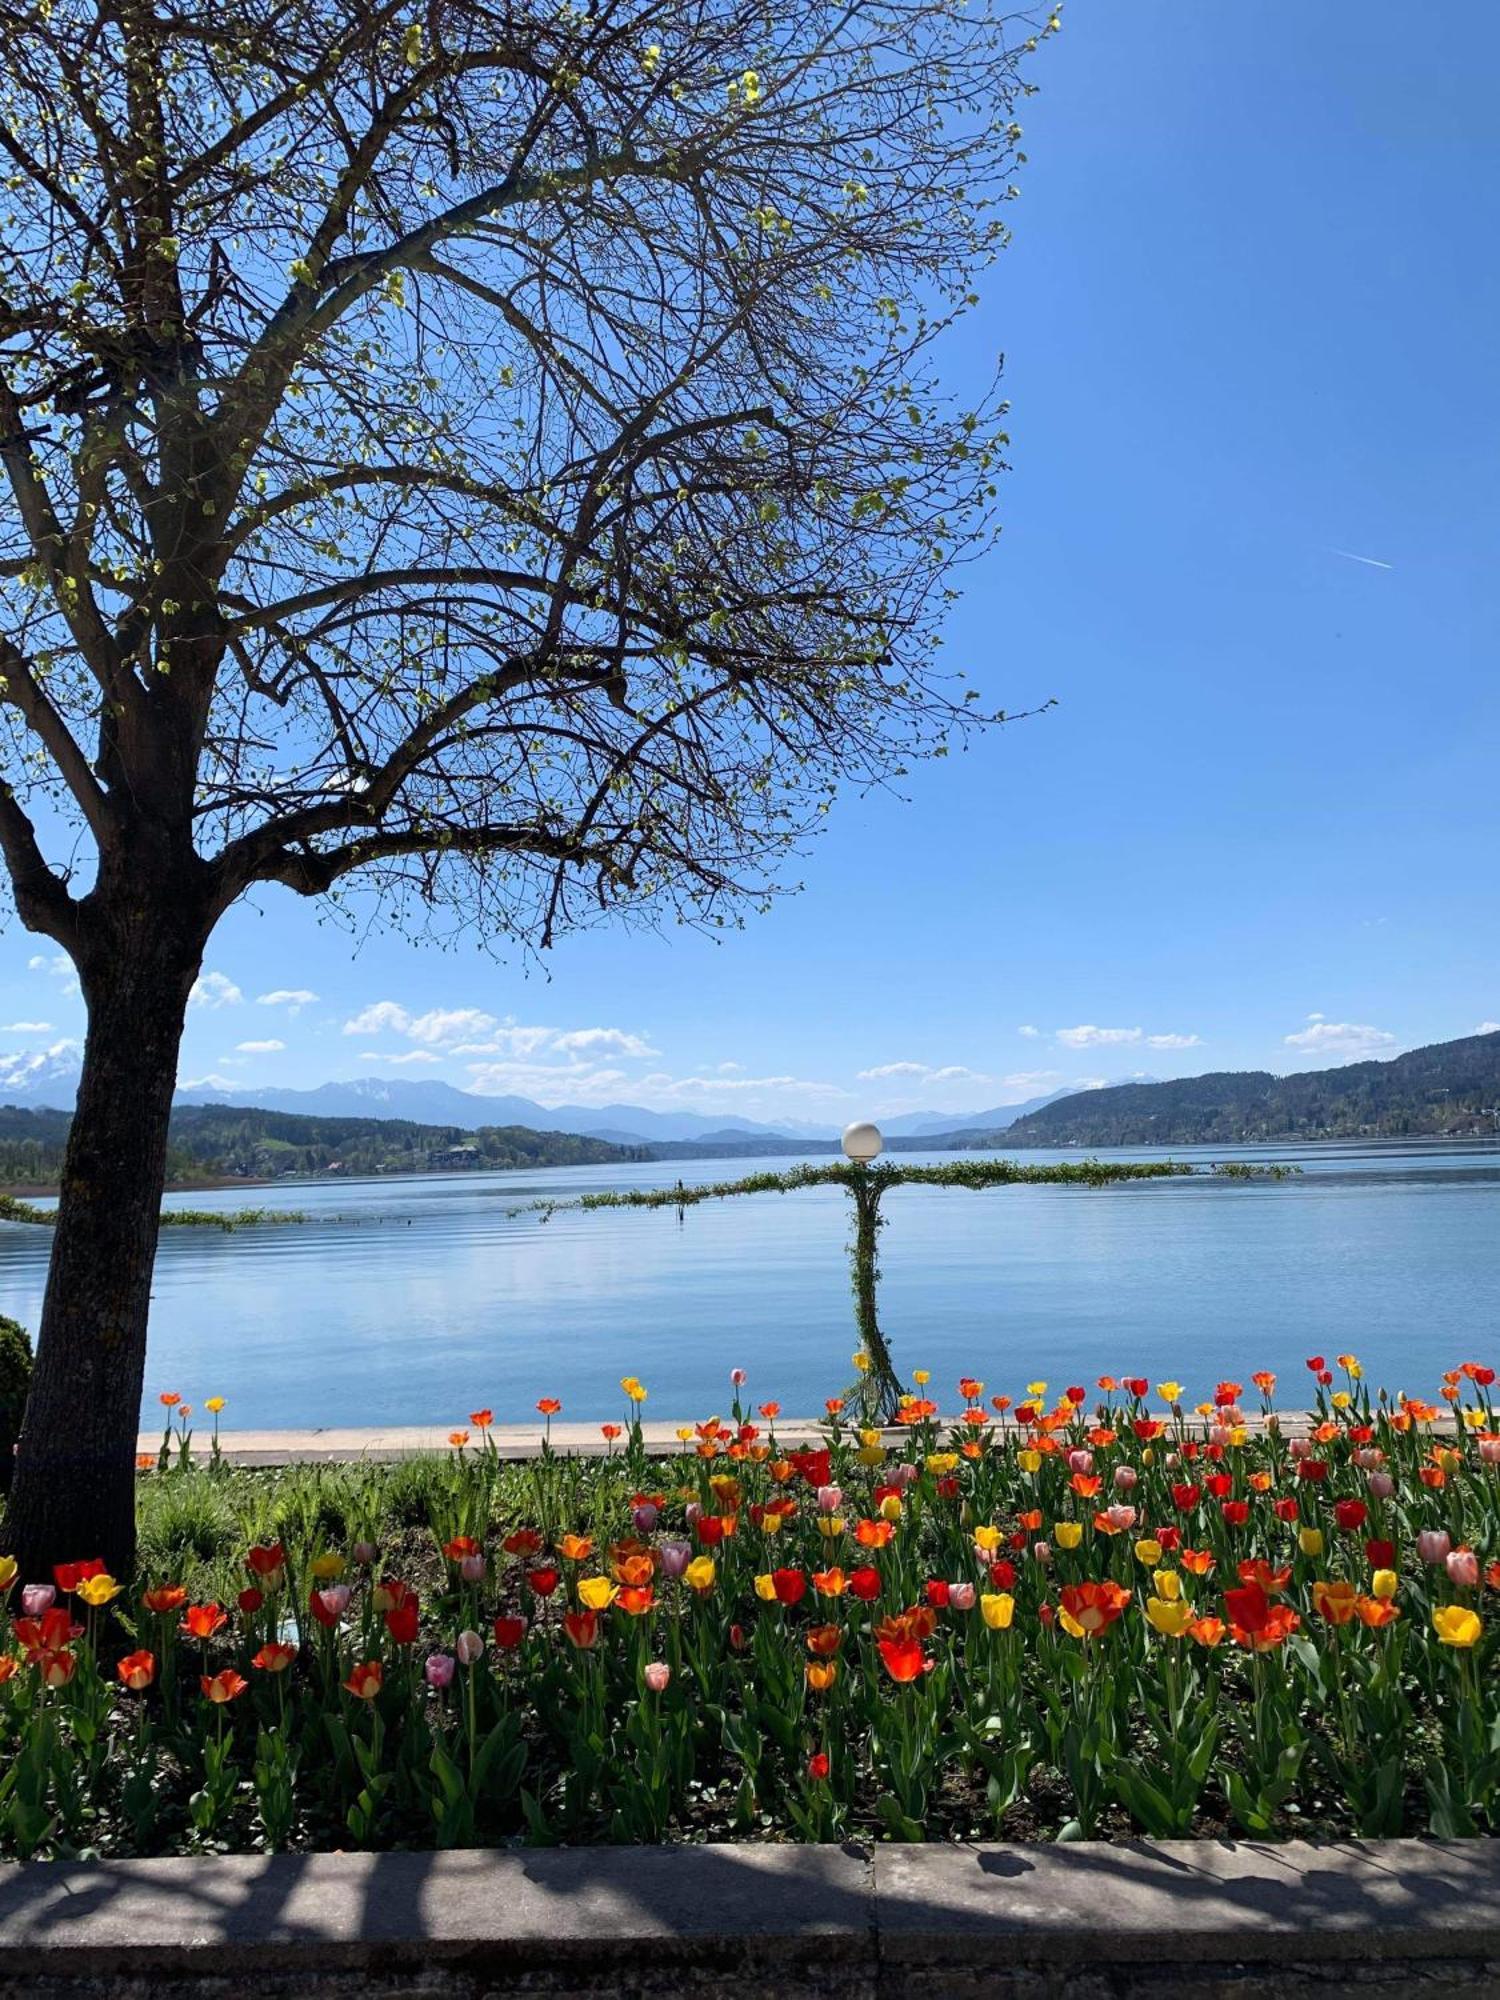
(841, 1122, 901, 1420)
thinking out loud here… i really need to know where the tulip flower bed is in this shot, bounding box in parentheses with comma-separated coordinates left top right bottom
(3, 1357, 1499, 1859)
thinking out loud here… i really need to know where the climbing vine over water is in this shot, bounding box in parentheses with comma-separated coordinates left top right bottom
(517, 1157, 1293, 1415)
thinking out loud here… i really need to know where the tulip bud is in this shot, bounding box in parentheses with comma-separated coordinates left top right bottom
(1446, 1548, 1480, 1589)
(460, 1554, 486, 1584)
(632, 1503, 660, 1534)
(1418, 1529, 1452, 1565)
(1370, 1568, 1398, 1600)
(352, 1541, 379, 1567)
(1355, 1448, 1385, 1470)
(683, 1501, 702, 1525)
(1067, 1449, 1093, 1475)
(455, 1628, 484, 1666)
(1366, 1471, 1395, 1501)
(1032, 1541, 1052, 1567)
(1113, 1465, 1138, 1493)
(948, 1581, 976, 1611)
(658, 1540, 691, 1579)
(817, 1485, 844, 1515)
(730, 1368, 746, 1387)
(643, 1661, 671, 1693)
(1106, 1505, 1137, 1533)
(424, 1652, 456, 1689)
(20, 1584, 55, 1617)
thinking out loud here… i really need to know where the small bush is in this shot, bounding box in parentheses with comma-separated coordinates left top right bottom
(0, 1315, 32, 1495)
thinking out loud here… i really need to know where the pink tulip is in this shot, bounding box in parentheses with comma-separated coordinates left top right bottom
(1032, 1541, 1052, 1567)
(633, 1503, 660, 1534)
(1355, 1448, 1385, 1471)
(893, 1462, 920, 1489)
(1418, 1529, 1452, 1565)
(1446, 1549, 1480, 1589)
(643, 1661, 671, 1693)
(20, 1584, 55, 1617)
(730, 1368, 746, 1388)
(1113, 1465, 1138, 1492)
(1480, 1438, 1500, 1467)
(817, 1485, 844, 1515)
(1366, 1471, 1395, 1501)
(459, 1555, 486, 1584)
(424, 1652, 456, 1689)
(456, 1628, 484, 1666)
(1105, 1504, 1137, 1533)
(1287, 1437, 1310, 1462)
(315, 1585, 350, 1621)
(1067, 1450, 1093, 1476)
(659, 1541, 691, 1579)
(683, 1501, 702, 1525)
(352, 1541, 379, 1567)
(948, 1581, 976, 1611)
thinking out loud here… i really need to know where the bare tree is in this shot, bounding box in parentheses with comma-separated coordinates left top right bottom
(0, 0, 1049, 1574)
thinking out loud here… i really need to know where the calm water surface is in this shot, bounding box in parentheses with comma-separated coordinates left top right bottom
(0, 1141, 1497, 1424)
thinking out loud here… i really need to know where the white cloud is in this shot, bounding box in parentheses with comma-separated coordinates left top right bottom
(189, 971, 243, 1009)
(1017, 1025, 1040, 1039)
(27, 952, 70, 977)
(1, 1020, 52, 1033)
(1054, 1025, 1199, 1051)
(235, 1039, 285, 1055)
(257, 989, 318, 1013)
(1283, 1021, 1397, 1063)
(357, 1049, 444, 1066)
(552, 1027, 658, 1059)
(343, 1000, 419, 1037)
(857, 1060, 993, 1085)
(717, 1061, 744, 1075)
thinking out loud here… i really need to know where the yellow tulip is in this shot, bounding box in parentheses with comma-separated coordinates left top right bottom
(1299, 1526, 1325, 1558)
(1371, 1569, 1398, 1601)
(1053, 1520, 1083, 1550)
(925, 1453, 957, 1476)
(912, 1369, 930, 1386)
(1145, 1596, 1193, 1638)
(761, 1510, 785, 1535)
(1026, 1381, 1047, 1398)
(980, 1592, 1015, 1630)
(0, 1555, 16, 1591)
(851, 1352, 871, 1374)
(973, 1525, 1002, 1554)
(205, 1396, 226, 1415)
(1433, 1605, 1482, 1648)
(683, 1556, 715, 1593)
(310, 1553, 345, 1581)
(1153, 1568, 1181, 1602)
(857, 1445, 886, 1468)
(817, 1516, 846, 1538)
(76, 1573, 122, 1608)
(1133, 1538, 1162, 1566)
(754, 1573, 777, 1601)
(1157, 1381, 1182, 1405)
(1017, 1448, 1041, 1474)
(1330, 1390, 1351, 1411)
(879, 1494, 903, 1523)
(577, 1576, 617, 1612)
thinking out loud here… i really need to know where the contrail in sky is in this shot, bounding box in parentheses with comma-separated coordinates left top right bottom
(1327, 546, 1394, 570)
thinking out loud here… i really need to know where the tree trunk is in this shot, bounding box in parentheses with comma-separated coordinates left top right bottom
(2, 919, 198, 1582)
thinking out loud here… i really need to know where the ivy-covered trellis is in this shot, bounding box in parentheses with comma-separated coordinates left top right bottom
(523, 1149, 1214, 1418)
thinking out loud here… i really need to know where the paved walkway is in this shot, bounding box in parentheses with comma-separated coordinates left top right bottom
(138, 1409, 1323, 1466)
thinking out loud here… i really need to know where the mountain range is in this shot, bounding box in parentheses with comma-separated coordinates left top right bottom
(0, 1049, 1079, 1145)
(1000, 1032, 1500, 1147)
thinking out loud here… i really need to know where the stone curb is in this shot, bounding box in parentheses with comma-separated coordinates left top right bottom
(1, 1840, 1497, 1994)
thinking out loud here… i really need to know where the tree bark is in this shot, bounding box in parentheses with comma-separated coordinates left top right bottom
(2, 913, 199, 1582)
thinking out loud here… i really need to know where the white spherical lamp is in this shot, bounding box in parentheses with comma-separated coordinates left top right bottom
(842, 1120, 884, 1163)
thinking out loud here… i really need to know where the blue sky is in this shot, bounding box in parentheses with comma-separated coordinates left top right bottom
(3, 2, 1498, 1123)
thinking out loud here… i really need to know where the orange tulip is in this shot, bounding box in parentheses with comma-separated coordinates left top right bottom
(252, 1641, 298, 1673)
(343, 1662, 383, 1701)
(117, 1650, 156, 1691)
(201, 1669, 248, 1703)
(142, 1584, 187, 1614)
(181, 1602, 228, 1640)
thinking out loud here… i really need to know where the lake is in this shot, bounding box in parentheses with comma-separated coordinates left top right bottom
(0, 1140, 1497, 1426)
